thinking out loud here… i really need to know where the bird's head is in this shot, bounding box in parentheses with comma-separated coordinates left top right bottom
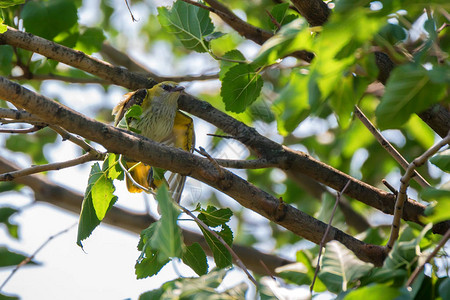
(151, 81, 185, 98)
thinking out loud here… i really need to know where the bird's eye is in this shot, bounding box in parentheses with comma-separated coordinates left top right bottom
(162, 84, 172, 91)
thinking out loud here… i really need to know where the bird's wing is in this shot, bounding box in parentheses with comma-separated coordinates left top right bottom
(160, 111, 195, 203)
(112, 89, 148, 126)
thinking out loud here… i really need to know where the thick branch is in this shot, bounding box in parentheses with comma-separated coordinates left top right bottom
(0, 27, 156, 90)
(0, 156, 292, 276)
(0, 76, 386, 265)
(290, 0, 330, 26)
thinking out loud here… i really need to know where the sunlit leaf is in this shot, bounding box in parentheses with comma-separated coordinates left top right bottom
(430, 149, 450, 173)
(182, 242, 208, 276)
(318, 241, 373, 293)
(376, 64, 446, 129)
(220, 63, 263, 113)
(157, 0, 214, 52)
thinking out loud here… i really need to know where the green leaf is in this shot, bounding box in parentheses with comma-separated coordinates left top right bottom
(149, 185, 183, 262)
(105, 153, 124, 181)
(0, 206, 19, 239)
(439, 277, 450, 300)
(182, 242, 208, 276)
(375, 64, 447, 129)
(219, 50, 246, 81)
(139, 269, 238, 299)
(0, 247, 38, 267)
(198, 206, 233, 227)
(267, 3, 297, 31)
(0, 0, 24, 8)
(75, 27, 105, 54)
(430, 149, 450, 173)
(157, 0, 214, 53)
(376, 23, 407, 45)
(315, 194, 346, 230)
(383, 224, 432, 270)
(344, 284, 402, 300)
(329, 75, 368, 129)
(0, 19, 7, 34)
(198, 223, 233, 269)
(220, 63, 263, 113)
(204, 31, 226, 42)
(21, 0, 78, 40)
(77, 163, 118, 247)
(318, 241, 373, 293)
(421, 186, 450, 224)
(272, 72, 310, 135)
(135, 249, 170, 279)
(254, 19, 312, 67)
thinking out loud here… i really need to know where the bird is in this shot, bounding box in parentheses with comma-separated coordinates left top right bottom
(112, 81, 195, 203)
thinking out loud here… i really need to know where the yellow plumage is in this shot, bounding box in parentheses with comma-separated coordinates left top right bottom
(112, 81, 195, 202)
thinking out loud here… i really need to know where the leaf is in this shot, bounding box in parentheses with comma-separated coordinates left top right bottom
(139, 269, 238, 300)
(344, 284, 402, 300)
(375, 64, 446, 129)
(149, 185, 183, 262)
(254, 19, 312, 67)
(267, 3, 298, 31)
(219, 50, 246, 81)
(182, 243, 208, 276)
(318, 241, 373, 293)
(21, 0, 78, 40)
(77, 163, 118, 247)
(0, 0, 25, 8)
(315, 194, 346, 230)
(420, 186, 450, 224)
(0, 45, 13, 75)
(105, 153, 124, 181)
(0, 18, 6, 34)
(439, 277, 450, 300)
(0, 247, 38, 267)
(135, 249, 170, 279)
(430, 149, 450, 173)
(272, 72, 310, 135)
(383, 224, 433, 270)
(198, 206, 233, 227)
(198, 224, 233, 269)
(75, 27, 105, 54)
(157, 0, 214, 53)
(220, 63, 263, 113)
(0, 206, 19, 239)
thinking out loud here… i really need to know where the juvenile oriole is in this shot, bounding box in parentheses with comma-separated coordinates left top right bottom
(112, 81, 195, 203)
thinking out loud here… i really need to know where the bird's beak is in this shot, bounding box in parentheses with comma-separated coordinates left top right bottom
(172, 85, 185, 92)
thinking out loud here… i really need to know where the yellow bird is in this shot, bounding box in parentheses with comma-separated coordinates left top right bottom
(112, 81, 195, 203)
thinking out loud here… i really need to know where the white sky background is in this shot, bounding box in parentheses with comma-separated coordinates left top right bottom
(0, 0, 448, 299)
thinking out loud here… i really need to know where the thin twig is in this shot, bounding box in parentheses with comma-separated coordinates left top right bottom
(118, 155, 155, 195)
(124, 0, 138, 22)
(406, 229, 450, 287)
(0, 124, 45, 134)
(266, 9, 282, 30)
(0, 152, 104, 181)
(382, 179, 398, 195)
(310, 180, 351, 292)
(178, 203, 258, 286)
(354, 106, 430, 188)
(195, 147, 224, 179)
(180, 0, 230, 19)
(48, 125, 96, 153)
(0, 223, 76, 291)
(385, 131, 450, 252)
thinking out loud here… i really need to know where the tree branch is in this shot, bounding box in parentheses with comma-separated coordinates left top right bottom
(0, 76, 387, 265)
(290, 0, 330, 26)
(385, 131, 450, 252)
(0, 156, 293, 276)
(0, 152, 104, 181)
(0, 27, 446, 235)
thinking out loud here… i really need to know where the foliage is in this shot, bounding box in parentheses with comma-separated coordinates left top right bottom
(0, 0, 449, 299)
